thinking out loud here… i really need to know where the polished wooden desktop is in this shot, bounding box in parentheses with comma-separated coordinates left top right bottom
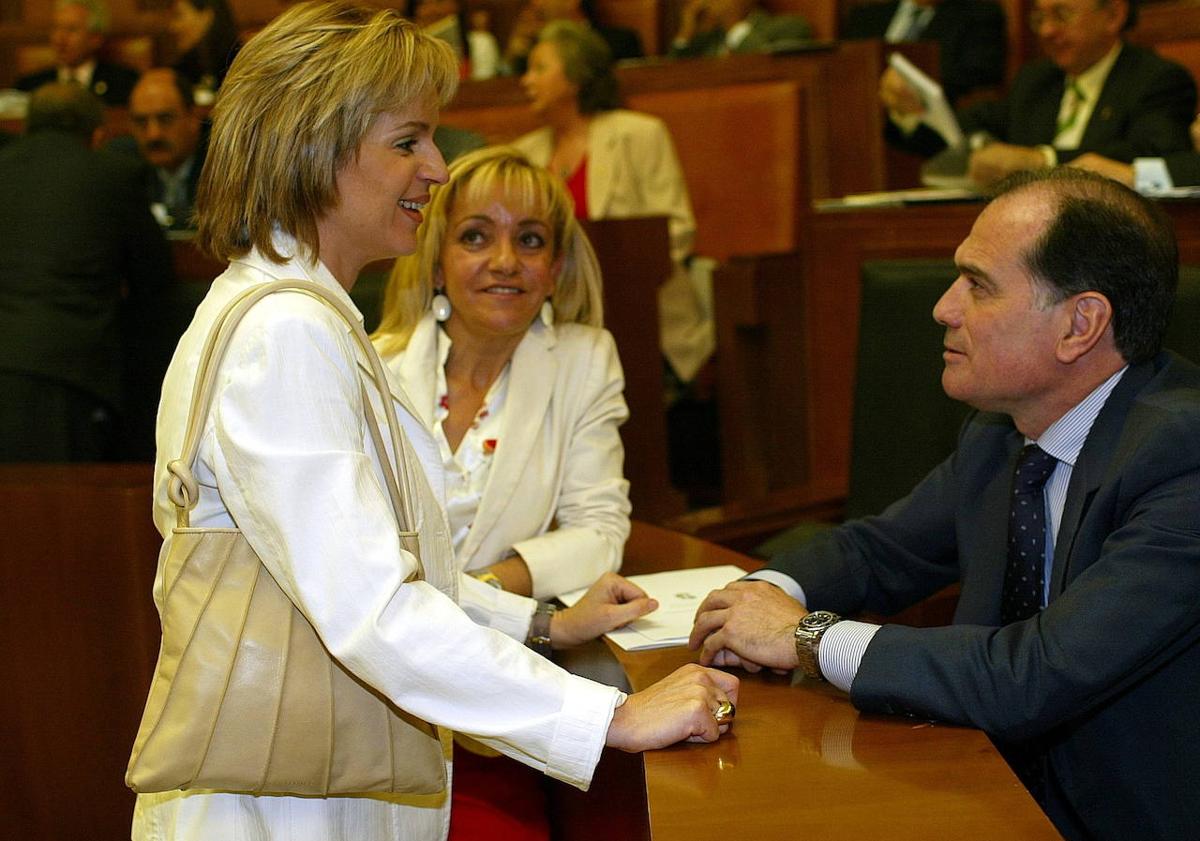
(549, 522, 1063, 841)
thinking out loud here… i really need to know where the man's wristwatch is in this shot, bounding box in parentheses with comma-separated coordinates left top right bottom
(794, 610, 841, 681)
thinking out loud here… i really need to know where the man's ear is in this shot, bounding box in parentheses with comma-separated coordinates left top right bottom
(1057, 291, 1113, 363)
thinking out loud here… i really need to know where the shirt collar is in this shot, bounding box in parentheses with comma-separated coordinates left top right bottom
(1032, 365, 1128, 465)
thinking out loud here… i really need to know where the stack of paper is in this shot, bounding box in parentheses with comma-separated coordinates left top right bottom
(557, 565, 746, 651)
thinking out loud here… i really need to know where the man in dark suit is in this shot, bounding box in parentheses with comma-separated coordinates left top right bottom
(841, 0, 1007, 105)
(691, 168, 1200, 841)
(669, 0, 812, 58)
(111, 68, 207, 230)
(0, 83, 171, 462)
(885, 0, 1195, 187)
(16, 0, 139, 107)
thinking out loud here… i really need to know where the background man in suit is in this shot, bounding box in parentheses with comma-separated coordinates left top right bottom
(0, 83, 171, 462)
(842, 0, 1007, 106)
(690, 168, 1200, 841)
(885, 0, 1195, 187)
(669, 0, 812, 57)
(16, 0, 139, 107)
(119, 68, 206, 230)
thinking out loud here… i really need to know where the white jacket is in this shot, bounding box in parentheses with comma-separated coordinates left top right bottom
(383, 314, 631, 638)
(134, 235, 620, 841)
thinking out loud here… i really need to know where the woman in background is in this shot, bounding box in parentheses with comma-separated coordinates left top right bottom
(375, 144, 647, 839)
(168, 0, 240, 98)
(513, 20, 713, 386)
(132, 4, 737, 839)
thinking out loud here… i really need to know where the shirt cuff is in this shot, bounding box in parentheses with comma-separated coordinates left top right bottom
(543, 678, 625, 790)
(459, 573, 538, 641)
(1038, 144, 1057, 168)
(1133, 158, 1174, 194)
(819, 620, 880, 693)
(743, 568, 807, 604)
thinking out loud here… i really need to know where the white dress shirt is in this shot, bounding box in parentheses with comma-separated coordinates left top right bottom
(132, 234, 622, 841)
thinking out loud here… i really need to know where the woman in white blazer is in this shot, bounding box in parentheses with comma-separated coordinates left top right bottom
(512, 19, 714, 384)
(373, 146, 674, 839)
(131, 8, 737, 841)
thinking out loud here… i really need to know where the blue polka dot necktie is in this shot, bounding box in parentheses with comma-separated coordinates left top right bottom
(1001, 444, 1058, 625)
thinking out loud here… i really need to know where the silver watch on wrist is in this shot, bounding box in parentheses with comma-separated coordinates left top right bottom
(794, 610, 841, 680)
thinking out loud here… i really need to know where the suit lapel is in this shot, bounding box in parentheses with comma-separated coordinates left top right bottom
(1078, 48, 1130, 150)
(390, 314, 441, 429)
(1049, 360, 1154, 597)
(956, 427, 1024, 625)
(458, 326, 556, 562)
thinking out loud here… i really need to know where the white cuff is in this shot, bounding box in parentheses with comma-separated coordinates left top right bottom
(743, 568, 808, 605)
(1038, 145, 1057, 168)
(1133, 157, 1174, 194)
(819, 620, 880, 693)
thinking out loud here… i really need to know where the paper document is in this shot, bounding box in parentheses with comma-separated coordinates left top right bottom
(888, 52, 963, 149)
(558, 565, 746, 651)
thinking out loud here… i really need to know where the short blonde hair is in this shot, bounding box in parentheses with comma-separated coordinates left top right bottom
(195, 0, 459, 263)
(374, 146, 604, 355)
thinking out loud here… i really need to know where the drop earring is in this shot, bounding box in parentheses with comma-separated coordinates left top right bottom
(432, 290, 451, 322)
(540, 299, 554, 327)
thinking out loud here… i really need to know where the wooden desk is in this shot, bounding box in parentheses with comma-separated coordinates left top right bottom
(550, 522, 1062, 841)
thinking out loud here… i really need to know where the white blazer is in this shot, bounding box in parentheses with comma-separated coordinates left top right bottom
(384, 313, 632, 607)
(512, 110, 714, 381)
(135, 237, 621, 841)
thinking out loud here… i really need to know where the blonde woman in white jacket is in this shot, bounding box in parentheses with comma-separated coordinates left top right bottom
(132, 7, 737, 840)
(373, 146, 668, 839)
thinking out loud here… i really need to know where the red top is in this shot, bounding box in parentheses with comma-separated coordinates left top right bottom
(565, 156, 588, 220)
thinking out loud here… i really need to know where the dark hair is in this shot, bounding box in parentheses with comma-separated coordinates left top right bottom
(138, 67, 195, 111)
(991, 167, 1176, 364)
(26, 82, 104, 139)
(537, 20, 620, 114)
(175, 0, 242, 88)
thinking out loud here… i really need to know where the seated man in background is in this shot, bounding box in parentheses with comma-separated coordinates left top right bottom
(1073, 112, 1200, 189)
(16, 0, 139, 107)
(690, 168, 1200, 841)
(0, 83, 171, 462)
(669, 0, 811, 57)
(111, 68, 206, 230)
(842, 0, 1007, 106)
(884, 0, 1195, 187)
(503, 0, 642, 75)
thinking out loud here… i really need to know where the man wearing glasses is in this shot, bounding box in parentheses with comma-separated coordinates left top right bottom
(882, 0, 1195, 187)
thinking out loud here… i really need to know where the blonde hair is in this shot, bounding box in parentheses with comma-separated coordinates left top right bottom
(373, 146, 604, 355)
(194, 0, 459, 263)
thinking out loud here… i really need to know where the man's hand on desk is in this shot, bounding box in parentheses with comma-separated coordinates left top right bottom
(968, 142, 1047, 188)
(606, 663, 740, 751)
(688, 581, 805, 673)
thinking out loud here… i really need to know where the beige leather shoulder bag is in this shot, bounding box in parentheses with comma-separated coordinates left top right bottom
(126, 279, 445, 797)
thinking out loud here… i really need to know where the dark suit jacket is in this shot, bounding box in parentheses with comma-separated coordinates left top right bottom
(0, 130, 171, 410)
(900, 43, 1197, 159)
(669, 9, 812, 58)
(16, 60, 140, 106)
(769, 352, 1200, 841)
(842, 0, 1006, 104)
(1165, 150, 1200, 186)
